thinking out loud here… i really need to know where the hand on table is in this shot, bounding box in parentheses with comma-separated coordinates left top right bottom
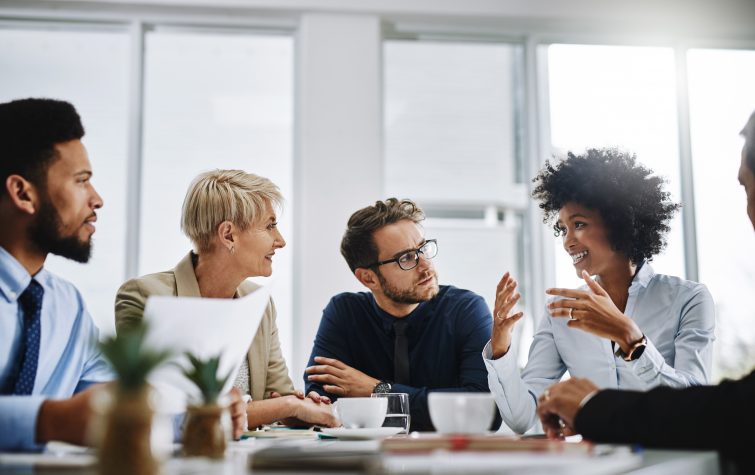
(279, 395, 339, 428)
(36, 383, 105, 446)
(536, 378, 599, 440)
(305, 356, 379, 397)
(271, 389, 331, 404)
(228, 387, 247, 440)
(491, 272, 524, 359)
(546, 270, 644, 354)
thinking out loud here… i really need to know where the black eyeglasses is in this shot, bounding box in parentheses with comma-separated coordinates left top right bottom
(368, 239, 438, 271)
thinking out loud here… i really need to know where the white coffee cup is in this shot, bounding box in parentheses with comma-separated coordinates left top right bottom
(334, 397, 388, 429)
(428, 392, 495, 434)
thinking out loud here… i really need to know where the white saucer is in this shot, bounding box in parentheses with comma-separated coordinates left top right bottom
(320, 427, 403, 440)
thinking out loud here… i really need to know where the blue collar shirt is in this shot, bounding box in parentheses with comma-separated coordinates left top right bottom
(0, 246, 112, 451)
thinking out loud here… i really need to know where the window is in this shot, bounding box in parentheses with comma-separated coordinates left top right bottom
(546, 44, 686, 289)
(0, 26, 130, 335)
(140, 30, 295, 360)
(687, 48, 755, 379)
(384, 39, 530, 355)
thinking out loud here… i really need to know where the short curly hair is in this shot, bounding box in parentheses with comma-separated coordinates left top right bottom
(531, 148, 680, 264)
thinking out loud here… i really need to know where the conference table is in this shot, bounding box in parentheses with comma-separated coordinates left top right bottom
(0, 434, 721, 475)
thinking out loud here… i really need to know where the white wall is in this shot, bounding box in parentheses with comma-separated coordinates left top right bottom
(293, 14, 383, 385)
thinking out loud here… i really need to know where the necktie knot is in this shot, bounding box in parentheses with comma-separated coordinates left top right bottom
(19, 279, 44, 321)
(394, 319, 408, 336)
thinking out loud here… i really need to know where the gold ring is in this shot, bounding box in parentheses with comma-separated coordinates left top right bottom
(568, 308, 574, 320)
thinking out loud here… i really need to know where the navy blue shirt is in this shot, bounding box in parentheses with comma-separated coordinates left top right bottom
(305, 285, 494, 431)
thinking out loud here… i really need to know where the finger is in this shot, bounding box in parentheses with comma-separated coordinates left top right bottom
(308, 373, 345, 385)
(323, 384, 346, 396)
(320, 395, 332, 404)
(503, 312, 524, 326)
(566, 318, 588, 331)
(314, 356, 347, 369)
(306, 391, 321, 403)
(545, 288, 589, 299)
(495, 272, 512, 292)
(305, 364, 340, 376)
(547, 299, 587, 311)
(294, 389, 305, 399)
(270, 391, 282, 398)
(582, 270, 607, 296)
(549, 308, 578, 318)
(499, 292, 521, 317)
(496, 279, 518, 301)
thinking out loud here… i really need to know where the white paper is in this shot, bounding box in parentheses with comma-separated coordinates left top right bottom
(142, 285, 271, 414)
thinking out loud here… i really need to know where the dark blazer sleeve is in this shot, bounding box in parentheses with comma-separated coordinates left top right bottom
(575, 370, 755, 469)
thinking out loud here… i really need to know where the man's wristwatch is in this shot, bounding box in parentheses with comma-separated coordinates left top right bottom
(372, 381, 392, 394)
(615, 335, 648, 362)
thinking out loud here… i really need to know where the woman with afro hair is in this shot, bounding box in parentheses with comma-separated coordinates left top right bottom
(483, 148, 715, 435)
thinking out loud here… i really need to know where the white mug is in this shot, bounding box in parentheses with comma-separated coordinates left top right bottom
(334, 397, 388, 429)
(428, 392, 495, 434)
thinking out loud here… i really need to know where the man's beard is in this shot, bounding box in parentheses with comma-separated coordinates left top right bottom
(28, 196, 92, 263)
(376, 269, 439, 305)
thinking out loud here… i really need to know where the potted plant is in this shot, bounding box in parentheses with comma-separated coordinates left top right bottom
(98, 323, 172, 475)
(181, 353, 233, 458)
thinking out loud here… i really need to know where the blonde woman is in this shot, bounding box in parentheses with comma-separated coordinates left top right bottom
(115, 170, 337, 428)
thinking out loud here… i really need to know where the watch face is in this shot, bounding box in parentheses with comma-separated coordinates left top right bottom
(373, 382, 392, 394)
(630, 343, 647, 361)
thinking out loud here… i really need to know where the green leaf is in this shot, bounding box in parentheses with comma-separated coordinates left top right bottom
(181, 352, 233, 404)
(100, 322, 172, 393)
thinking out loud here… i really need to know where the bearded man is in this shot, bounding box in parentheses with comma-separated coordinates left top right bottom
(304, 198, 495, 431)
(0, 98, 111, 450)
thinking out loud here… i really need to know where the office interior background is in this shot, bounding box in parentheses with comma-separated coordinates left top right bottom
(2, 0, 755, 386)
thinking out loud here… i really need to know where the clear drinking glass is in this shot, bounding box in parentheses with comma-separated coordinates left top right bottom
(371, 392, 410, 434)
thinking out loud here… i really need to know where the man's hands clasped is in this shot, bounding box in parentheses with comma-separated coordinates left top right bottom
(305, 356, 379, 397)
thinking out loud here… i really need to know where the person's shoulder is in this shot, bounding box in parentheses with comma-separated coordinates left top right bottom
(330, 290, 373, 304)
(38, 270, 97, 328)
(118, 270, 177, 297)
(434, 285, 489, 315)
(437, 285, 484, 304)
(39, 269, 85, 306)
(649, 272, 710, 296)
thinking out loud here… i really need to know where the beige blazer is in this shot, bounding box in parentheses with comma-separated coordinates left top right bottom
(114, 252, 295, 401)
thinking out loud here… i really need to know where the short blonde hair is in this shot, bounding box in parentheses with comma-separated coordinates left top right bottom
(181, 169, 283, 252)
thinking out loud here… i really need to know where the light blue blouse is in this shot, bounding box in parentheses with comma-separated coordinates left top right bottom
(483, 263, 715, 434)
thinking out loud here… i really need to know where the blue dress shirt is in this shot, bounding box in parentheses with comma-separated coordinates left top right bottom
(483, 263, 716, 434)
(305, 285, 494, 431)
(0, 246, 112, 451)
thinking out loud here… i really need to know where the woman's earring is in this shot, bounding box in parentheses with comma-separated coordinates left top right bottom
(229, 245, 235, 254)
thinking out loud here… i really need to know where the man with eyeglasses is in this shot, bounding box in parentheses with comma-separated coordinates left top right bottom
(304, 198, 495, 431)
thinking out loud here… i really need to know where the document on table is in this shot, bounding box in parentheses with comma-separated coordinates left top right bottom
(142, 284, 271, 414)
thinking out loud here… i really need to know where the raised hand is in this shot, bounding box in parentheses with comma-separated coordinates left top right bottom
(546, 270, 643, 354)
(491, 272, 524, 359)
(305, 356, 379, 397)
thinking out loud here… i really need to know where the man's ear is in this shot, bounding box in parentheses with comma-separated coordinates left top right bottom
(354, 267, 380, 291)
(4, 175, 38, 215)
(216, 221, 236, 251)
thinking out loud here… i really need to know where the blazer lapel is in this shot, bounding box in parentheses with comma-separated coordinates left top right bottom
(173, 252, 202, 297)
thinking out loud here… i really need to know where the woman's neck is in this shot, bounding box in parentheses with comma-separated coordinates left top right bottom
(597, 261, 637, 312)
(193, 250, 243, 299)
